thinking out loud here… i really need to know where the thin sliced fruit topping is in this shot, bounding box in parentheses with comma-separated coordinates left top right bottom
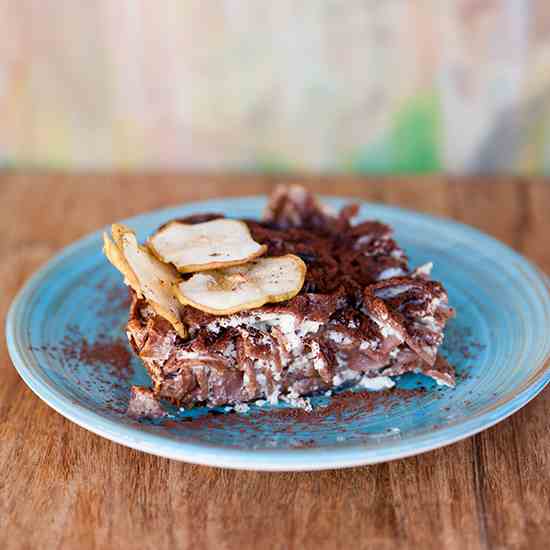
(103, 224, 187, 337)
(148, 219, 267, 273)
(174, 255, 306, 315)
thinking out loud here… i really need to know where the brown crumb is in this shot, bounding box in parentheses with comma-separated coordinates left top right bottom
(127, 386, 166, 419)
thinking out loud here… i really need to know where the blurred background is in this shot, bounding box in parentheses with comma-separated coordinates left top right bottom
(1, 1, 549, 175)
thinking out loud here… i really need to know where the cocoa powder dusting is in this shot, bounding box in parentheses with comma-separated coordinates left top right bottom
(442, 325, 485, 361)
(159, 387, 428, 438)
(78, 337, 133, 379)
(30, 325, 135, 414)
(256, 388, 427, 424)
(93, 278, 132, 321)
(51, 325, 134, 381)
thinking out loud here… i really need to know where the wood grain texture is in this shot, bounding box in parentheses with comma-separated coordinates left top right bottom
(1, 175, 550, 550)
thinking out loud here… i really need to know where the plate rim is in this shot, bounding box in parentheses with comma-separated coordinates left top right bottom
(6, 195, 550, 471)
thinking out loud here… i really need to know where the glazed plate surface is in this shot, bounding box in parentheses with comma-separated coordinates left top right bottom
(7, 197, 550, 471)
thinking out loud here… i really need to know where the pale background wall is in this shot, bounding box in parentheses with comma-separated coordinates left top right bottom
(1, 1, 549, 174)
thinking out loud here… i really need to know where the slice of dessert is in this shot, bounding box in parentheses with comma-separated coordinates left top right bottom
(106, 185, 455, 411)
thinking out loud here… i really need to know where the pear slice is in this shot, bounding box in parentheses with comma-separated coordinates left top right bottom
(174, 255, 307, 315)
(148, 219, 267, 273)
(103, 224, 187, 338)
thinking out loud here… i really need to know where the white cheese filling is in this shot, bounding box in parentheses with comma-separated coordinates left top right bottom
(208, 312, 322, 357)
(357, 375, 395, 390)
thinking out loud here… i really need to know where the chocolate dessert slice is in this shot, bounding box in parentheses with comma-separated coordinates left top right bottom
(119, 185, 455, 410)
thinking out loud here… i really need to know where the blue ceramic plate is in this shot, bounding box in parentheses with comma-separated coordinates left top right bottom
(7, 197, 550, 471)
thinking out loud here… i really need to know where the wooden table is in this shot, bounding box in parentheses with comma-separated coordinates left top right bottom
(2, 175, 549, 550)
